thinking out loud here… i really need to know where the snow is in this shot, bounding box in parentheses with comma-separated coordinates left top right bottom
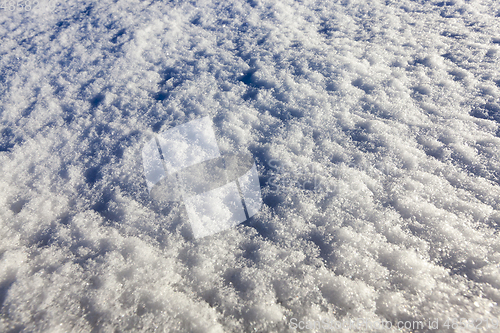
(1, 0, 500, 331)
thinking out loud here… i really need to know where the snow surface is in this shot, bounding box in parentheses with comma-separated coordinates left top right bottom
(1, 0, 500, 331)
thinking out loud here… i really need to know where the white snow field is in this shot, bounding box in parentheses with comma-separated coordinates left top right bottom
(1, 0, 500, 331)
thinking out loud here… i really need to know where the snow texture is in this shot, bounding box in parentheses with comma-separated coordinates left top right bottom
(1, 0, 500, 331)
